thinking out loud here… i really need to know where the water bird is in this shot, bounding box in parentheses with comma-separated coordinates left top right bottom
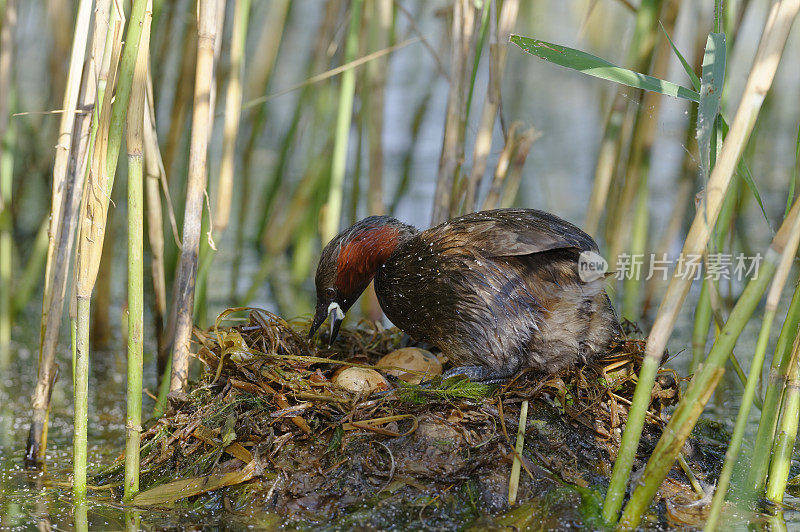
(309, 208, 622, 382)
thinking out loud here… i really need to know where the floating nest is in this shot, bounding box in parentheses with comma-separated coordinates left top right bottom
(98, 308, 727, 529)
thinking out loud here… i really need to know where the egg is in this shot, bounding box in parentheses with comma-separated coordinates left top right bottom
(333, 367, 390, 393)
(376, 347, 442, 384)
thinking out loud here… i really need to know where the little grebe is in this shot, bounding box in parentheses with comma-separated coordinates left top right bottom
(310, 208, 622, 382)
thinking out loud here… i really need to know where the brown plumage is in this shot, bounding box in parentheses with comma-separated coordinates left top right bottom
(310, 208, 621, 381)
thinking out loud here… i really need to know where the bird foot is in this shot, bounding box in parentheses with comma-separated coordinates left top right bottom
(442, 365, 514, 384)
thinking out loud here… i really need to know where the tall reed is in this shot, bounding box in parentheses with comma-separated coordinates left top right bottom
(746, 284, 800, 495)
(321, 0, 363, 245)
(0, 0, 16, 362)
(123, 0, 151, 500)
(170, 0, 219, 392)
(26, 0, 94, 467)
(432, 0, 474, 225)
(464, 0, 519, 213)
(705, 198, 800, 529)
(213, 0, 250, 233)
(604, 1, 800, 524)
(765, 326, 800, 503)
(585, 0, 664, 237)
(74, 0, 149, 497)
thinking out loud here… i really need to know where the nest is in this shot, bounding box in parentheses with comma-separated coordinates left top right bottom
(100, 308, 716, 528)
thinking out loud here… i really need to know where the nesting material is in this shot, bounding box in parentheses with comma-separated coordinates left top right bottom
(376, 347, 442, 383)
(98, 308, 708, 528)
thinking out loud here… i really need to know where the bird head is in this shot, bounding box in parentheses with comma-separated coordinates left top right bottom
(309, 216, 413, 344)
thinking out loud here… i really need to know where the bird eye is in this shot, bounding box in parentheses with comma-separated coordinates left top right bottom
(326, 287, 336, 298)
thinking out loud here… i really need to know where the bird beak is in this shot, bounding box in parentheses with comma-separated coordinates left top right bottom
(308, 301, 345, 345)
(327, 302, 345, 345)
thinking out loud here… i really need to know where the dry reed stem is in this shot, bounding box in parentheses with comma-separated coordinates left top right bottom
(365, 0, 392, 217)
(605, 0, 800, 524)
(464, 0, 519, 213)
(242, 0, 289, 103)
(42, 0, 92, 306)
(431, 0, 471, 225)
(163, 25, 197, 178)
(500, 127, 539, 208)
(214, 0, 250, 231)
(170, 0, 219, 392)
(481, 123, 519, 211)
(26, 0, 112, 465)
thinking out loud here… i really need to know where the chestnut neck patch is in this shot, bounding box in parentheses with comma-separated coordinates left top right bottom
(336, 225, 401, 293)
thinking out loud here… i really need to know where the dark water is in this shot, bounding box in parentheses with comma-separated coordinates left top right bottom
(0, 327, 284, 530)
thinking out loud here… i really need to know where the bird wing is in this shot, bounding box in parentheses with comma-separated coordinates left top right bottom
(428, 209, 598, 258)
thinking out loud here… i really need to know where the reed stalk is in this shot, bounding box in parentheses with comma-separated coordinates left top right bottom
(169, 0, 219, 392)
(74, 0, 149, 497)
(508, 399, 528, 505)
(619, 253, 774, 527)
(482, 123, 519, 211)
(746, 269, 800, 497)
(765, 328, 800, 503)
(499, 128, 538, 208)
(91, 219, 114, 350)
(213, 0, 250, 232)
(464, 0, 519, 213)
(690, 187, 739, 372)
(81, 1, 117, 353)
(321, 0, 363, 245)
(692, 32, 739, 373)
(431, 0, 472, 225)
(162, 24, 196, 180)
(73, 0, 116, 373)
(0, 0, 15, 362)
(123, 0, 151, 501)
(42, 0, 92, 306)
(364, 0, 391, 217)
(26, 0, 93, 467)
(584, 0, 663, 236)
(611, 4, 678, 314)
(604, 1, 800, 524)
(144, 83, 169, 376)
(705, 199, 800, 530)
